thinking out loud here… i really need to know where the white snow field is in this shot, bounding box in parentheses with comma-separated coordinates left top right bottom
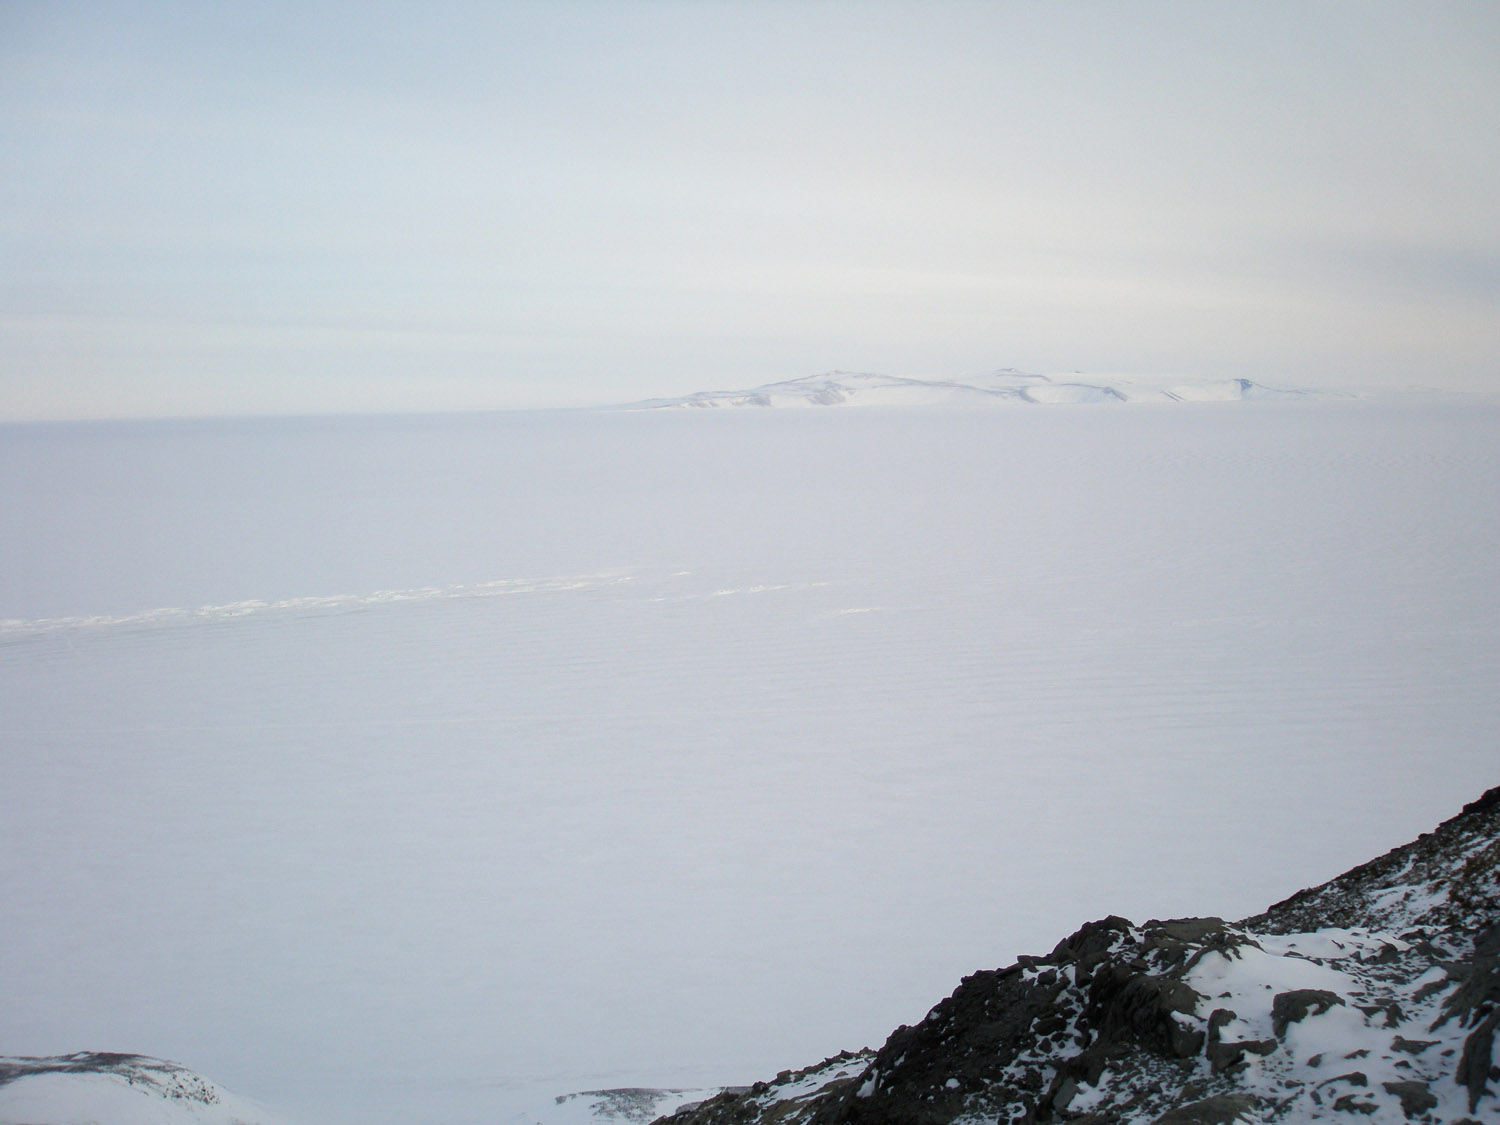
(2, 398, 1498, 1125)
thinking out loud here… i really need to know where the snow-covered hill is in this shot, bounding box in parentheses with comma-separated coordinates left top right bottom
(624, 370, 1324, 409)
(0, 1052, 291, 1125)
(0, 1055, 723, 1125)
(656, 786, 1500, 1125)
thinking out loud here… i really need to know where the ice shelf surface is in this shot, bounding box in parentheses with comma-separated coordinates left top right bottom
(2, 399, 1497, 1124)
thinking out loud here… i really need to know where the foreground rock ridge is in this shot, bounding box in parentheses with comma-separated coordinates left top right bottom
(659, 788, 1500, 1125)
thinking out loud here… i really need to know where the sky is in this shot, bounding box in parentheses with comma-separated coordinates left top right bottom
(2, 0, 1498, 420)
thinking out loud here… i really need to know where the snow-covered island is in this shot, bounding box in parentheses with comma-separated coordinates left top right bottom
(622, 370, 1328, 410)
(5, 786, 1496, 1125)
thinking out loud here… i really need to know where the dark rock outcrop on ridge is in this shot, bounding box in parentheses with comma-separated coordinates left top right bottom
(657, 786, 1500, 1125)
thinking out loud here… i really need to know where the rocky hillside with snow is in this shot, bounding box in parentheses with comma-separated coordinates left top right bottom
(625, 371, 1323, 409)
(5, 791, 1494, 1125)
(655, 787, 1500, 1125)
(0, 1051, 290, 1124)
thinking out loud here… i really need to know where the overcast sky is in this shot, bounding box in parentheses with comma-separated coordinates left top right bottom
(2, 1, 1498, 419)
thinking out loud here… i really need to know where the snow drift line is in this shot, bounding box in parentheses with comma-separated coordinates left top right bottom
(0, 571, 637, 640)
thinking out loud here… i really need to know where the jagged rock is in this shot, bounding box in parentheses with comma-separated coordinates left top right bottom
(1476, 924, 1500, 959)
(1149, 1093, 1258, 1123)
(1454, 1010, 1498, 1114)
(1205, 1006, 1278, 1076)
(1151, 919, 1232, 946)
(1382, 1079, 1439, 1118)
(655, 786, 1500, 1125)
(1391, 1036, 1439, 1054)
(1321, 1071, 1370, 1088)
(1086, 959, 1206, 1059)
(1271, 990, 1346, 1037)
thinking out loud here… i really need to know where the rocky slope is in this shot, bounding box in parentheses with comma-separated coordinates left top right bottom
(656, 788, 1500, 1125)
(4, 792, 1493, 1125)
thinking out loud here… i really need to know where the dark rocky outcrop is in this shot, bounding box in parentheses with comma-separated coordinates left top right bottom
(656, 786, 1500, 1125)
(1269, 991, 1344, 1038)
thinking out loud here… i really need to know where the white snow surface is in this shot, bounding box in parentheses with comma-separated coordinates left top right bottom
(2, 400, 1498, 1124)
(624, 369, 1327, 409)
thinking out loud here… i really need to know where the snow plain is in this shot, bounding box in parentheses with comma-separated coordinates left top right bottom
(2, 399, 1498, 1124)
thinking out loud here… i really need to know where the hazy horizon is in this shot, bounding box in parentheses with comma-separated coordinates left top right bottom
(4, 1, 1498, 421)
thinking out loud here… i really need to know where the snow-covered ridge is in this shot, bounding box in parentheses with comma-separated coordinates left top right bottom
(623, 370, 1327, 410)
(0, 1052, 290, 1124)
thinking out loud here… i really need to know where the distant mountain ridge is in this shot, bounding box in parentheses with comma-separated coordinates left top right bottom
(625, 371, 1324, 410)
